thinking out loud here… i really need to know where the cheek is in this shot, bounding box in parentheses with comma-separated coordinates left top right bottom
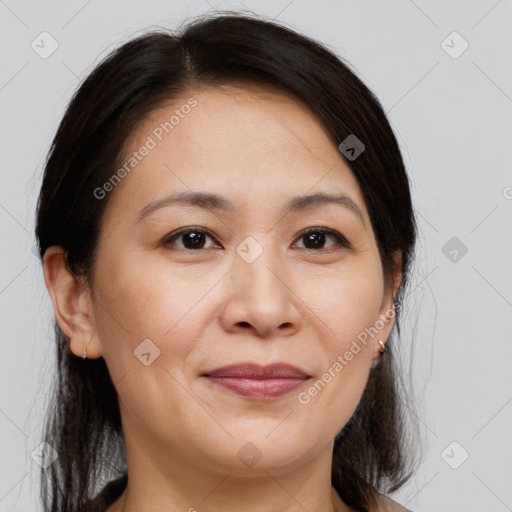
(92, 254, 222, 371)
(95, 254, 185, 333)
(302, 260, 384, 348)
(91, 257, 209, 430)
(294, 263, 383, 433)
(294, 285, 379, 441)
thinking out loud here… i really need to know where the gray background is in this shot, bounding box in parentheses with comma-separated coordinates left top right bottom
(1, 1, 511, 510)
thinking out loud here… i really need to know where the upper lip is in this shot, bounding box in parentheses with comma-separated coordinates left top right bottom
(203, 363, 310, 379)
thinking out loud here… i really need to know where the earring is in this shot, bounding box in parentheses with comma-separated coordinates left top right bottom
(82, 347, 87, 360)
(379, 339, 387, 355)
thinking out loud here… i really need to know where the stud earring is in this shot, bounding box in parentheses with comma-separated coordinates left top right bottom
(82, 347, 87, 360)
(379, 339, 387, 355)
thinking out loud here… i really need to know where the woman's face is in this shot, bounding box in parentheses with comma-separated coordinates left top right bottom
(79, 84, 399, 476)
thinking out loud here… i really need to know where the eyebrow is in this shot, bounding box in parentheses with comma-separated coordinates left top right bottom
(136, 191, 366, 227)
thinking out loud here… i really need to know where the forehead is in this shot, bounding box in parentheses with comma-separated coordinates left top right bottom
(104, 83, 368, 225)
(126, 82, 339, 157)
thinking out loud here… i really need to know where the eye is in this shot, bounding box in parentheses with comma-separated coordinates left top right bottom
(163, 226, 351, 252)
(293, 227, 351, 251)
(163, 227, 220, 251)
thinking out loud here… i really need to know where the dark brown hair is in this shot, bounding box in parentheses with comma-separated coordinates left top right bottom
(35, 11, 420, 511)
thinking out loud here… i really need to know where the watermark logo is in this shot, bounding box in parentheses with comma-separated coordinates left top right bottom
(237, 442, 262, 468)
(31, 31, 59, 59)
(441, 441, 469, 469)
(441, 31, 469, 60)
(338, 134, 365, 161)
(442, 236, 468, 263)
(236, 236, 264, 263)
(31, 442, 58, 469)
(134, 338, 161, 366)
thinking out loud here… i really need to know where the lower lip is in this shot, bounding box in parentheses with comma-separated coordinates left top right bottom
(205, 376, 308, 400)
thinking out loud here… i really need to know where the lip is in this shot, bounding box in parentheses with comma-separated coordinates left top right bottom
(204, 362, 310, 379)
(202, 363, 310, 400)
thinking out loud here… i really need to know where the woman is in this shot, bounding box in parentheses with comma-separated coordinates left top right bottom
(35, 11, 420, 512)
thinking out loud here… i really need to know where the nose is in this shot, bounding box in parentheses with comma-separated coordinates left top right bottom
(219, 242, 303, 339)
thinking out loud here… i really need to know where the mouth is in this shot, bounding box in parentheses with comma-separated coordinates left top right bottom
(201, 362, 311, 400)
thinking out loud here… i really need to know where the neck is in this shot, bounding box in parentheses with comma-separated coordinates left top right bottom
(107, 418, 354, 512)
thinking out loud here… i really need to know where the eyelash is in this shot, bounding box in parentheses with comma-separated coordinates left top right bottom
(162, 226, 351, 252)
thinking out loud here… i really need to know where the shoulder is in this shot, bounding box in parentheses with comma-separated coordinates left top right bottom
(371, 494, 413, 512)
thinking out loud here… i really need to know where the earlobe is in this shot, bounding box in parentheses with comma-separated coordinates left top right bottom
(373, 250, 403, 360)
(42, 246, 103, 359)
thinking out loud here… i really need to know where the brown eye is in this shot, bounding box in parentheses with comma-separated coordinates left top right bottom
(163, 228, 219, 250)
(294, 227, 351, 251)
(163, 226, 350, 252)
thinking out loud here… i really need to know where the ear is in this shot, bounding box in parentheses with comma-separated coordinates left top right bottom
(372, 250, 403, 360)
(42, 246, 103, 359)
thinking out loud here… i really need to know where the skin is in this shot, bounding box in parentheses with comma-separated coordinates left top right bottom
(43, 83, 403, 512)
